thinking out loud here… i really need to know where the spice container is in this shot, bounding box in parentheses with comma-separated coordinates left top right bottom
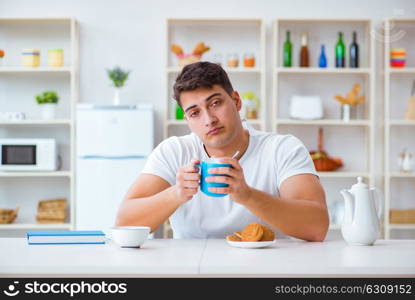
(48, 49, 64, 67)
(227, 54, 239, 68)
(243, 53, 255, 68)
(22, 49, 40, 67)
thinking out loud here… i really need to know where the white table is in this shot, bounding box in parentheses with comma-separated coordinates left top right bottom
(1, 238, 414, 277)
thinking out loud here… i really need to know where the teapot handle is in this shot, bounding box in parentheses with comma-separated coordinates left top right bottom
(370, 187, 384, 220)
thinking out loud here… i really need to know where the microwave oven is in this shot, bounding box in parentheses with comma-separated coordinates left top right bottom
(0, 139, 58, 171)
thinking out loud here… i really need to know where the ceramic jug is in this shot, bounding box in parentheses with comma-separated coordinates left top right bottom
(340, 177, 383, 246)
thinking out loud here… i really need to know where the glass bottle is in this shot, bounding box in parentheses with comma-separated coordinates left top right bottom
(299, 33, 309, 67)
(335, 32, 345, 68)
(319, 44, 327, 68)
(243, 53, 255, 67)
(349, 31, 359, 68)
(175, 104, 184, 120)
(283, 30, 292, 67)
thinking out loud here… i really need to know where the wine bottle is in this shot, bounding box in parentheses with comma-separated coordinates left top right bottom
(335, 32, 345, 68)
(349, 31, 359, 68)
(283, 30, 292, 67)
(175, 104, 184, 120)
(299, 32, 309, 67)
(319, 44, 327, 68)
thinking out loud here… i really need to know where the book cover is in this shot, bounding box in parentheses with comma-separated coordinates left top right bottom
(27, 230, 106, 245)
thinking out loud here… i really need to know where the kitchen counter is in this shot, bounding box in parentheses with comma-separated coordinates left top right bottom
(1, 238, 414, 277)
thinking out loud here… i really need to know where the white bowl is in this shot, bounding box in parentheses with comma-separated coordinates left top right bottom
(111, 226, 150, 248)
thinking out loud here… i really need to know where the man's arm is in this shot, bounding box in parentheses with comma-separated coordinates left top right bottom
(241, 174, 329, 242)
(206, 158, 329, 242)
(115, 159, 201, 233)
(115, 174, 178, 233)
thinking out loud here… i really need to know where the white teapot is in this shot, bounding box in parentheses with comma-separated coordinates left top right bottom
(340, 177, 383, 246)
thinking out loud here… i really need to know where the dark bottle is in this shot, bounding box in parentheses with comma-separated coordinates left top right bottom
(283, 30, 292, 67)
(319, 45, 327, 68)
(299, 33, 309, 67)
(349, 31, 359, 68)
(335, 32, 345, 68)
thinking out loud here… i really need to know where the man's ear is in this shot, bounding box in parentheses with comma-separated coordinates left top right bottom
(231, 91, 242, 112)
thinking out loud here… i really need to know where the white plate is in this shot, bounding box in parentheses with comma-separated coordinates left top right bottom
(226, 239, 276, 249)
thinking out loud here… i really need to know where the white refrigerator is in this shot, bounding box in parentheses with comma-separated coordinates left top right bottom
(76, 104, 154, 234)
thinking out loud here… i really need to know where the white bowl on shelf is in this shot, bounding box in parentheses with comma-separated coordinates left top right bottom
(110, 226, 150, 248)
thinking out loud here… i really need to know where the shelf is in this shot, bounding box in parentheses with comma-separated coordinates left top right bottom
(275, 67, 371, 74)
(388, 120, 415, 126)
(389, 224, 415, 230)
(0, 67, 72, 73)
(318, 172, 369, 178)
(167, 67, 261, 74)
(0, 171, 72, 178)
(0, 119, 72, 126)
(276, 119, 370, 126)
(387, 68, 415, 74)
(167, 119, 264, 126)
(388, 172, 415, 178)
(0, 223, 71, 230)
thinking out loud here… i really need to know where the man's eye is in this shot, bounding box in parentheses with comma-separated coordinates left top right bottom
(212, 100, 221, 106)
(190, 111, 199, 117)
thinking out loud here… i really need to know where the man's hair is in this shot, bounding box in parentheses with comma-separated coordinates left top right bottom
(173, 61, 234, 106)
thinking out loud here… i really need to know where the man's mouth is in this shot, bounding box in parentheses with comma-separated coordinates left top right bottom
(207, 127, 224, 136)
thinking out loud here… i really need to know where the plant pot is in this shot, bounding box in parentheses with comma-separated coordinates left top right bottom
(40, 103, 57, 120)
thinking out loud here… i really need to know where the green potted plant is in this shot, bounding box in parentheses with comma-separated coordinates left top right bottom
(35, 90, 59, 120)
(107, 66, 130, 105)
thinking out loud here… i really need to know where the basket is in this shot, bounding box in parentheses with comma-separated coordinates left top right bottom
(0, 207, 19, 224)
(36, 198, 66, 224)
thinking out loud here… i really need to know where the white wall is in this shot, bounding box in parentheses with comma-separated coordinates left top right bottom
(1, 0, 414, 145)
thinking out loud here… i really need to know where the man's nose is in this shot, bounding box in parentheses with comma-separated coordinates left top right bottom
(203, 110, 218, 126)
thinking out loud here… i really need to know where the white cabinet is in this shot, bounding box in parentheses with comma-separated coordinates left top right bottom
(273, 19, 376, 234)
(0, 18, 79, 235)
(384, 18, 415, 239)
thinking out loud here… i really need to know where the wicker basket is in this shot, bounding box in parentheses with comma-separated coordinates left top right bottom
(0, 207, 19, 224)
(36, 198, 66, 224)
(310, 128, 343, 172)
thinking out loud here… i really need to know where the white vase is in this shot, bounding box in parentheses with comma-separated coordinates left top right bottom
(113, 88, 121, 105)
(40, 103, 57, 120)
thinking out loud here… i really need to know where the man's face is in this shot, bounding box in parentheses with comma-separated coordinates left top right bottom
(180, 84, 242, 149)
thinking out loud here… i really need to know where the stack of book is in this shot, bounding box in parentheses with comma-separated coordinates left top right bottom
(27, 230, 106, 245)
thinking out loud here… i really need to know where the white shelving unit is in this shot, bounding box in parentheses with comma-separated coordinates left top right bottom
(0, 18, 79, 235)
(163, 18, 266, 237)
(165, 18, 266, 138)
(273, 19, 376, 233)
(384, 18, 415, 239)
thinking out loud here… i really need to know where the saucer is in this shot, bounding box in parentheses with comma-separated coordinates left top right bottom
(226, 238, 276, 249)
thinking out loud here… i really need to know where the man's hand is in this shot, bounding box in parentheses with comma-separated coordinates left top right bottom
(205, 157, 252, 204)
(174, 159, 201, 203)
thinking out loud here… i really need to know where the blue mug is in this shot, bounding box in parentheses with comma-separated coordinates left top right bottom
(196, 159, 232, 197)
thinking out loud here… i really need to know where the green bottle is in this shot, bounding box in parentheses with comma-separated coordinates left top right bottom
(335, 32, 345, 68)
(283, 30, 292, 67)
(175, 104, 184, 120)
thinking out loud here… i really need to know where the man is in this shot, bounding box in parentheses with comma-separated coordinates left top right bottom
(116, 61, 329, 241)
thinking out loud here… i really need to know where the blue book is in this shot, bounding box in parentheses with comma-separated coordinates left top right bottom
(27, 230, 106, 245)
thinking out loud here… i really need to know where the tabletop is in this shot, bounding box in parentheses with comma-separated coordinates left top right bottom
(1, 238, 414, 277)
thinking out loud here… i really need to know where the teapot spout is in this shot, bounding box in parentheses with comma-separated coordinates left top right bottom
(340, 189, 355, 224)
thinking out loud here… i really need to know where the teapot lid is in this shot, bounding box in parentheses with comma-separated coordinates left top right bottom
(350, 176, 368, 191)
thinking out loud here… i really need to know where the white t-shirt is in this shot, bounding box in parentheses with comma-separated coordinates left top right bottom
(141, 121, 318, 239)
